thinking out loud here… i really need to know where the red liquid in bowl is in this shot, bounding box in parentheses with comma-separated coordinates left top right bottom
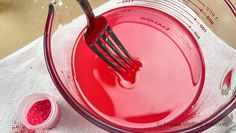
(72, 6, 204, 129)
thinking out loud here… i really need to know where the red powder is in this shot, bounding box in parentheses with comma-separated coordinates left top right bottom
(27, 99, 51, 125)
(13, 121, 34, 133)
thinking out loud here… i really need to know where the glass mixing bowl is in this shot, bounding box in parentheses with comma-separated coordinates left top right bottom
(43, 0, 236, 132)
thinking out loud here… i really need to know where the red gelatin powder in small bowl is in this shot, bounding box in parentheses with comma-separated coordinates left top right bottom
(27, 99, 51, 125)
(18, 93, 60, 130)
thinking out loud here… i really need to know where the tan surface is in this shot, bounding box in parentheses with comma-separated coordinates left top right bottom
(0, 0, 235, 59)
(0, 0, 108, 59)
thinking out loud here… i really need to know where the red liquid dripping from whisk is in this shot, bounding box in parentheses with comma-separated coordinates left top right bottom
(119, 59, 142, 84)
(27, 100, 51, 125)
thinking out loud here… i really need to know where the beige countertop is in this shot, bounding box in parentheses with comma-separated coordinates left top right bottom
(0, 0, 108, 59)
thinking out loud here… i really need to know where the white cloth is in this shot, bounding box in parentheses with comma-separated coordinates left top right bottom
(1, 0, 236, 132)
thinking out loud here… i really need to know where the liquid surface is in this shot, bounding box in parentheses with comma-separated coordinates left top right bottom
(72, 6, 204, 128)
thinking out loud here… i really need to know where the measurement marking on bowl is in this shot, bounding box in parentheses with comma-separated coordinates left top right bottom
(141, 1, 194, 24)
(181, 0, 219, 25)
(140, 17, 170, 31)
(184, 0, 204, 12)
(131, 0, 208, 37)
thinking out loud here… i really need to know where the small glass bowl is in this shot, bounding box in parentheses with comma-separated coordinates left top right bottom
(17, 93, 60, 130)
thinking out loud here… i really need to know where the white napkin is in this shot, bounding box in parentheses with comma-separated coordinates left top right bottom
(1, 0, 236, 133)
